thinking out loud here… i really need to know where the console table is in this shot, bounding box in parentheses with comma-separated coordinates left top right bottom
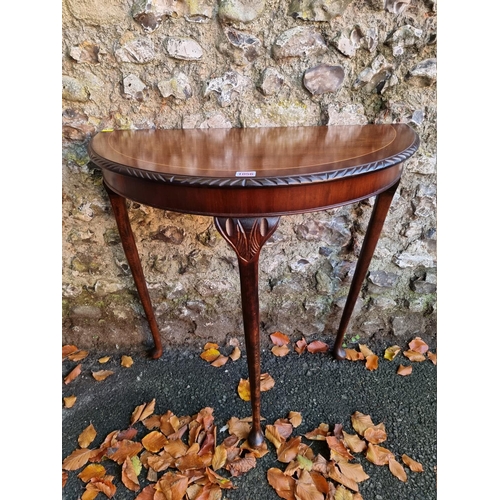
(88, 124, 419, 446)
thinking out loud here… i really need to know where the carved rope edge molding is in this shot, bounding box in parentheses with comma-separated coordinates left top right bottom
(88, 136, 419, 188)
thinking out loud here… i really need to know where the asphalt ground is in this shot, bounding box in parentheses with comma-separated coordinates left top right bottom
(62, 339, 437, 500)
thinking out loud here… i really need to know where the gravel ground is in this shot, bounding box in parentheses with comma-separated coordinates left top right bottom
(62, 340, 437, 500)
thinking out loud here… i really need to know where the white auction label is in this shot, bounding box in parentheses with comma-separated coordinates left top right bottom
(235, 171, 256, 177)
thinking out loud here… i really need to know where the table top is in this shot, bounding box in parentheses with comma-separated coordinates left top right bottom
(88, 124, 419, 188)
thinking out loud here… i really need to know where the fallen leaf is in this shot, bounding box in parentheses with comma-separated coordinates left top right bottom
(409, 337, 429, 354)
(389, 457, 408, 482)
(427, 351, 437, 365)
(344, 348, 364, 361)
(297, 454, 313, 471)
(64, 395, 77, 408)
(79, 423, 97, 448)
(77, 464, 106, 483)
(267, 467, 296, 500)
(64, 364, 82, 384)
(62, 344, 79, 360)
(384, 345, 401, 361)
(237, 379, 251, 401)
(333, 485, 354, 500)
(156, 471, 189, 500)
(327, 463, 359, 492)
(142, 430, 168, 452)
(227, 416, 251, 439)
(274, 418, 294, 440)
(326, 436, 354, 462)
(136, 484, 155, 500)
(307, 340, 329, 353)
(98, 356, 110, 364)
(403, 350, 426, 362)
(402, 454, 424, 472)
(211, 355, 229, 367)
(229, 346, 241, 361)
(106, 440, 144, 465)
(288, 411, 302, 428)
(85, 476, 116, 499)
(351, 411, 374, 436)
(200, 348, 220, 362)
(62, 471, 68, 488)
(363, 423, 387, 444)
(337, 461, 370, 483)
(266, 425, 286, 449)
(121, 355, 134, 367)
(342, 431, 367, 454)
(62, 448, 97, 471)
(92, 370, 114, 381)
(277, 436, 302, 463)
(206, 467, 235, 489)
(68, 350, 89, 361)
(295, 470, 323, 500)
(270, 331, 290, 346)
(272, 345, 290, 357)
(358, 344, 375, 357)
(310, 470, 330, 494)
(260, 373, 276, 392)
(131, 399, 156, 425)
(365, 443, 395, 466)
(122, 456, 140, 491)
(204, 342, 219, 350)
(212, 444, 228, 471)
(304, 423, 329, 440)
(397, 365, 413, 376)
(365, 354, 379, 371)
(295, 338, 307, 354)
(226, 454, 257, 477)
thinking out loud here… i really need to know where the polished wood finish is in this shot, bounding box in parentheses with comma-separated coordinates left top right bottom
(88, 124, 419, 446)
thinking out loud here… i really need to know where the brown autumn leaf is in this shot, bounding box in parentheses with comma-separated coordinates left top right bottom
(240, 439, 269, 458)
(342, 431, 367, 454)
(204, 342, 219, 350)
(274, 418, 294, 440)
(295, 470, 324, 500)
(63, 395, 77, 408)
(397, 365, 413, 376)
(427, 351, 437, 365)
(270, 331, 290, 346)
(229, 346, 241, 361)
(363, 423, 387, 444)
(163, 439, 188, 458)
(79, 423, 97, 448)
(310, 471, 329, 494)
(142, 430, 168, 453)
(384, 345, 401, 361)
(260, 373, 276, 391)
(358, 344, 375, 357)
(402, 454, 424, 472)
(156, 471, 189, 500)
(64, 364, 82, 385)
(92, 370, 114, 381)
(266, 425, 286, 449)
(77, 464, 106, 483)
(98, 356, 110, 364)
(267, 467, 296, 500)
(62, 470, 68, 488)
(68, 350, 89, 361)
(206, 467, 235, 489)
(200, 348, 220, 362)
(277, 436, 302, 463)
(334, 485, 354, 500)
(295, 338, 308, 354)
(351, 411, 374, 436)
(409, 337, 429, 354)
(307, 340, 329, 353)
(272, 345, 290, 357)
(365, 354, 379, 371)
(131, 399, 156, 425)
(326, 436, 354, 462)
(83, 476, 116, 499)
(121, 355, 134, 368)
(62, 344, 79, 359)
(389, 457, 408, 482)
(136, 484, 155, 500)
(365, 443, 395, 466)
(175, 451, 212, 472)
(106, 439, 144, 464)
(122, 456, 140, 491)
(327, 463, 359, 492)
(62, 448, 98, 471)
(337, 461, 370, 483)
(289, 411, 302, 428)
(304, 422, 330, 440)
(227, 416, 250, 440)
(403, 350, 426, 362)
(211, 355, 229, 367)
(344, 348, 364, 361)
(237, 379, 251, 401)
(226, 454, 257, 477)
(212, 444, 228, 471)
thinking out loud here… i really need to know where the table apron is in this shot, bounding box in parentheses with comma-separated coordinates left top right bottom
(102, 163, 403, 217)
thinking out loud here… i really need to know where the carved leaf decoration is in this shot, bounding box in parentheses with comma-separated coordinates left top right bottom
(267, 467, 296, 500)
(397, 365, 413, 376)
(388, 457, 408, 482)
(78, 424, 97, 448)
(408, 337, 429, 354)
(402, 454, 424, 472)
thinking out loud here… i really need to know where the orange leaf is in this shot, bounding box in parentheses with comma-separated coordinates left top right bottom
(384, 345, 401, 361)
(342, 431, 367, 453)
(408, 337, 429, 354)
(295, 338, 307, 354)
(402, 454, 424, 472)
(363, 423, 387, 444)
(327, 463, 359, 492)
(267, 467, 296, 500)
(121, 355, 134, 367)
(359, 344, 375, 357)
(122, 456, 140, 491)
(365, 354, 379, 371)
(136, 484, 155, 500)
(206, 467, 235, 489)
(229, 346, 241, 361)
(64, 364, 82, 384)
(270, 331, 290, 346)
(63, 395, 77, 408)
(98, 356, 110, 363)
(62, 471, 68, 488)
(326, 436, 354, 462)
(351, 411, 374, 436)
(237, 379, 251, 401)
(344, 348, 364, 361)
(310, 471, 329, 494)
(337, 462, 370, 483)
(227, 416, 251, 440)
(260, 373, 276, 392)
(200, 348, 220, 362)
(389, 457, 408, 482)
(277, 436, 302, 463)
(226, 454, 257, 477)
(272, 345, 290, 357)
(403, 350, 426, 362)
(92, 370, 114, 381)
(295, 470, 323, 500)
(204, 342, 219, 350)
(106, 440, 143, 464)
(142, 430, 168, 452)
(307, 340, 329, 353)
(78, 423, 97, 448)
(77, 464, 106, 483)
(365, 443, 395, 466)
(288, 411, 302, 428)
(266, 425, 286, 449)
(397, 365, 413, 376)
(211, 355, 229, 367)
(62, 344, 79, 360)
(68, 350, 89, 361)
(131, 399, 156, 425)
(62, 448, 97, 471)
(304, 422, 330, 440)
(212, 444, 228, 471)
(333, 485, 354, 500)
(427, 351, 437, 365)
(88, 476, 116, 498)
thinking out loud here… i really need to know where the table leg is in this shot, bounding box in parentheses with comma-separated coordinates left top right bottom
(332, 180, 401, 360)
(215, 216, 280, 447)
(104, 183, 163, 359)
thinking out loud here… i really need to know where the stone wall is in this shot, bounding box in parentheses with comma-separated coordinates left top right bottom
(62, 0, 437, 352)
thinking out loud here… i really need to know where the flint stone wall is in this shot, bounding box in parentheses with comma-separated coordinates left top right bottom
(62, 0, 437, 351)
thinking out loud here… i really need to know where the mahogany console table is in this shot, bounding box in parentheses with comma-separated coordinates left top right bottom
(88, 124, 419, 446)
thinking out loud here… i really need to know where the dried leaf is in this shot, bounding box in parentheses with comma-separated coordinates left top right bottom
(84, 476, 116, 499)
(295, 470, 324, 500)
(260, 373, 276, 392)
(363, 423, 387, 444)
(344, 348, 364, 361)
(212, 444, 227, 471)
(131, 399, 156, 425)
(384, 345, 401, 361)
(342, 431, 367, 454)
(266, 425, 286, 449)
(310, 471, 329, 494)
(77, 464, 106, 483)
(267, 467, 296, 500)
(163, 439, 188, 458)
(295, 338, 307, 354)
(156, 471, 189, 500)
(278, 436, 302, 463)
(326, 436, 354, 462)
(403, 350, 426, 362)
(427, 351, 437, 365)
(142, 430, 168, 453)
(409, 337, 429, 354)
(337, 462, 370, 483)
(240, 439, 269, 458)
(64, 364, 82, 384)
(122, 456, 140, 491)
(136, 484, 155, 500)
(274, 419, 294, 440)
(62, 344, 79, 359)
(365, 354, 379, 371)
(62, 470, 68, 488)
(402, 454, 424, 472)
(365, 443, 395, 466)
(397, 365, 413, 376)
(63, 395, 77, 408)
(297, 454, 313, 471)
(121, 355, 134, 367)
(328, 463, 359, 492)
(237, 379, 251, 401)
(389, 457, 407, 482)
(206, 467, 235, 489)
(272, 345, 290, 357)
(62, 448, 97, 471)
(98, 356, 110, 364)
(229, 346, 241, 361)
(333, 485, 354, 500)
(270, 331, 290, 346)
(106, 440, 144, 464)
(227, 416, 250, 439)
(307, 340, 329, 353)
(211, 355, 229, 367)
(79, 423, 97, 448)
(175, 452, 212, 472)
(200, 348, 220, 362)
(68, 350, 89, 361)
(304, 423, 330, 440)
(226, 454, 257, 477)
(228, 338, 239, 347)
(204, 342, 219, 350)
(288, 411, 302, 428)
(92, 370, 114, 381)
(351, 411, 374, 436)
